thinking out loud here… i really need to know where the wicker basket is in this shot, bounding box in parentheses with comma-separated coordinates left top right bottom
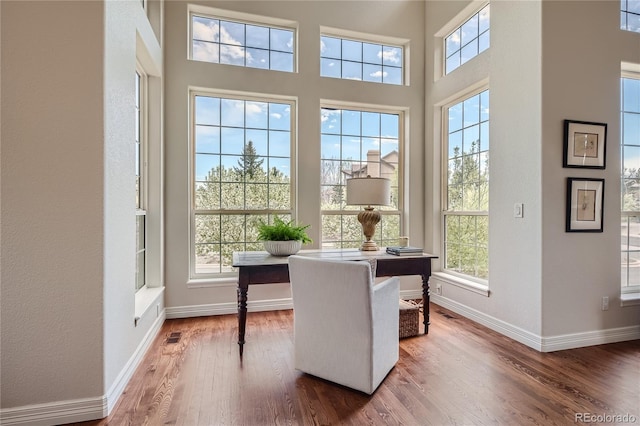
(399, 299, 420, 338)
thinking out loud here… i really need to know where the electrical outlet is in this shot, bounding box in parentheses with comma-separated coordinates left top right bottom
(435, 283, 442, 295)
(514, 203, 524, 218)
(601, 296, 609, 311)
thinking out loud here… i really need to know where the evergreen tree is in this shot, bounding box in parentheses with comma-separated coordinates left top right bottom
(234, 140, 264, 179)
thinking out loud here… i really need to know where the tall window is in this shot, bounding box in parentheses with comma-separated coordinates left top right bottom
(621, 75, 640, 293)
(320, 34, 404, 85)
(190, 12, 295, 72)
(443, 90, 489, 280)
(191, 92, 294, 276)
(320, 106, 402, 248)
(445, 4, 490, 75)
(135, 69, 146, 291)
(621, 0, 640, 33)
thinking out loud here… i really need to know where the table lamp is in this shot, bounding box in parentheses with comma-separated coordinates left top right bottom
(346, 176, 391, 251)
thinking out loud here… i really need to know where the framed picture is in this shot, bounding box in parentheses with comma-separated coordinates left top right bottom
(566, 178, 604, 232)
(563, 120, 607, 169)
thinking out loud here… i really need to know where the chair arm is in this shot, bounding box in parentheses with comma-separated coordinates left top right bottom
(373, 276, 400, 301)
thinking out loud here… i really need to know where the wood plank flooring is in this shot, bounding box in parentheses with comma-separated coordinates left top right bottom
(75, 304, 639, 425)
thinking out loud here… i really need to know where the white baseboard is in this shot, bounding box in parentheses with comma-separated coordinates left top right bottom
(105, 309, 166, 413)
(166, 290, 423, 319)
(541, 325, 640, 352)
(431, 294, 640, 352)
(0, 310, 166, 426)
(0, 397, 107, 426)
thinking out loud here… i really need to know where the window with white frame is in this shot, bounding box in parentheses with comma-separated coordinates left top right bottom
(191, 91, 295, 276)
(320, 105, 402, 248)
(621, 0, 640, 33)
(443, 89, 489, 280)
(444, 4, 490, 75)
(320, 34, 404, 85)
(190, 10, 295, 72)
(621, 74, 640, 294)
(135, 68, 147, 291)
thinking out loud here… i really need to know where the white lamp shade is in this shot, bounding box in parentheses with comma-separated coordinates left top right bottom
(346, 177, 391, 206)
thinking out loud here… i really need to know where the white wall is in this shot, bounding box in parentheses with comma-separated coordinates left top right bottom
(540, 1, 640, 338)
(1, 1, 165, 423)
(1, 0, 106, 410)
(164, 0, 427, 314)
(427, 0, 640, 351)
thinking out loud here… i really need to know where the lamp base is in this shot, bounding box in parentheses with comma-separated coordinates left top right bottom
(359, 240, 379, 251)
(357, 207, 381, 252)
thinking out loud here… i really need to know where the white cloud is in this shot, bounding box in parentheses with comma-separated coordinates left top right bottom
(271, 113, 282, 120)
(368, 70, 388, 79)
(193, 20, 218, 42)
(381, 48, 400, 64)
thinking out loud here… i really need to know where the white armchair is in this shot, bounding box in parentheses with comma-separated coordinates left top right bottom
(288, 255, 400, 395)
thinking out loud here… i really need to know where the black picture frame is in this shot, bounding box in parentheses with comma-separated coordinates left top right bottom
(566, 178, 605, 233)
(563, 120, 607, 169)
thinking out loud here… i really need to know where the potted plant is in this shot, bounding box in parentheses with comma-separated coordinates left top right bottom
(257, 216, 312, 256)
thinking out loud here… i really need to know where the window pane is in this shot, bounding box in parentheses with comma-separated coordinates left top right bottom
(622, 0, 640, 32)
(220, 21, 244, 45)
(192, 16, 218, 42)
(321, 107, 402, 247)
(321, 34, 403, 86)
(190, 14, 295, 72)
(193, 95, 294, 276)
(342, 61, 362, 80)
(446, 29, 461, 58)
(444, 5, 490, 75)
(270, 51, 294, 72)
(460, 14, 479, 46)
(246, 48, 269, 69)
(384, 67, 402, 85)
(321, 58, 341, 78)
(246, 25, 269, 49)
(444, 90, 489, 280)
(623, 78, 640, 113)
(270, 28, 293, 53)
(363, 43, 382, 64)
(342, 39, 362, 62)
(196, 96, 220, 125)
(321, 36, 341, 59)
(383, 46, 402, 66)
(363, 63, 383, 83)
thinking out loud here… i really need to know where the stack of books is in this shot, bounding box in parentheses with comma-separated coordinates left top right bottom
(386, 246, 423, 256)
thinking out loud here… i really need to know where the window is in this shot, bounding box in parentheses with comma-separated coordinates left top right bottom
(621, 0, 640, 33)
(190, 11, 295, 72)
(135, 68, 146, 291)
(445, 4, 490, 75)
(320, 34, 404, 85)
(191, 92, 294, 276)
(320, 105, 402, 248)
(621, 75, 640, 294)
(443, 89, 489, 280)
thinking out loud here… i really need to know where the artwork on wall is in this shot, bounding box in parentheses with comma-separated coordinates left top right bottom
(566, 178, 605, 232)
(563, 120, 607, 169)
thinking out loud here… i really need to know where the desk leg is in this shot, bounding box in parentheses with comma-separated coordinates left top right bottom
(421, 274, 430, 334)
(237, 283, 248, 358)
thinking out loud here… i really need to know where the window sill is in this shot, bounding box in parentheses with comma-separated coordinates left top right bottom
(134, 286, 165, 325)
(431, 272, 490, 297)
(620, 292, 640, 307)
(187, 276, 238, 289)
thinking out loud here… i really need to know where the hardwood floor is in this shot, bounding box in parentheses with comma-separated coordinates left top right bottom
(76, 304, 639, 426)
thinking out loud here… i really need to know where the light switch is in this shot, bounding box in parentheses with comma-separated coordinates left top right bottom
(514, 203, 524, 218)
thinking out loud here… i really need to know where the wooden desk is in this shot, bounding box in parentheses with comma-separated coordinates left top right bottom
(232, 248, 437, 358)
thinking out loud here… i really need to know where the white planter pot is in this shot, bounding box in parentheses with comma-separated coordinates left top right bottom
(263, 240, 302, 256)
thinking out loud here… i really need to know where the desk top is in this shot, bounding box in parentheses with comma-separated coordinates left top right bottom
(232, 248, 437, 267)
